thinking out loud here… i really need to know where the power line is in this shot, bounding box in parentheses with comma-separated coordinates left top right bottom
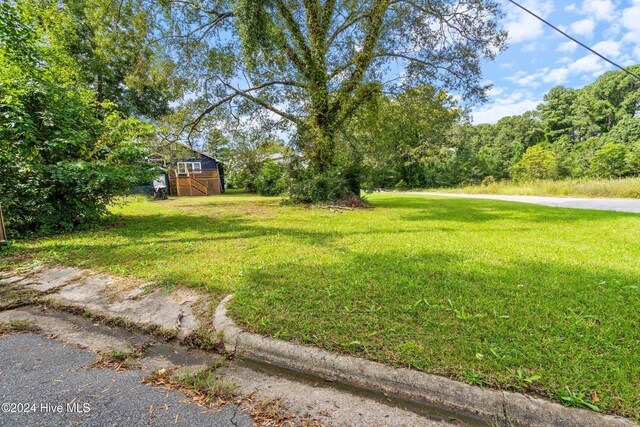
(506, 0, 640, 82)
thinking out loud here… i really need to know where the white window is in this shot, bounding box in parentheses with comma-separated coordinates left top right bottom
(177, 162, 202, 174)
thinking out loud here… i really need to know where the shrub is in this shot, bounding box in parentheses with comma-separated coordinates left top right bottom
(287, 169, 355, 204)
(590, 143, 631, 178)
(481, 175, 496, 186)
(394, 179, 409, 190)
(510, 145, 559, 182)
(0, 5, 156, 236)
(254, 161, 285, 196)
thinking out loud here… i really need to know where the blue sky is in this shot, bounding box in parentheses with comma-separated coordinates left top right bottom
(472, 0, 640, 123)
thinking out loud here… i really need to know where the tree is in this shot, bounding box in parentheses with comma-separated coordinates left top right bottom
(352, 86, 460, 189)
(28, 0, 180, 119)
(224, 133, 288, 192)
(254, 161, 286, 196)
(540, 86, 578, 143)
(510, 145, 559, 182)
(604, 116, 640, 146)
(165, 0, 507, 200)
(590, 143, 631, 178)
(0, 1, 157, 236)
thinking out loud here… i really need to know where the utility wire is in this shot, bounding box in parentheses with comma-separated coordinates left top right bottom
(506, 0, 640, 82)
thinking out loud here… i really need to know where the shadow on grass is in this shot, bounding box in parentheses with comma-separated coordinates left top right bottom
(374, 195, 634, 224)
(230, 248, 640, 419)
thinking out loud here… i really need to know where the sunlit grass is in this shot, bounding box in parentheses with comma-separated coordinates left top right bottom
(13, 192, 640, 419)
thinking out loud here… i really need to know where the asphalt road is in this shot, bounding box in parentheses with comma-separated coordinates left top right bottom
(402, 192, 640, 213)
(0, 333, 253, 427)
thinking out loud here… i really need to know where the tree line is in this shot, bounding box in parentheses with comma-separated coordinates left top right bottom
(370, 66, 640, 187)
(227, 66, 640, 194)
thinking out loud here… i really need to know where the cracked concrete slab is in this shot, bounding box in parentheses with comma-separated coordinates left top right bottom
(0, 275, 27, 285)
(22, 266, 87, 292)
(0, 306, 223, 377)
(0, 265, 204, 340)
(37, 270, 203, 339)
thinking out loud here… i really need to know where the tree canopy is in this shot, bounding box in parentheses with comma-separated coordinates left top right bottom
(163, 0, 507, 200)
(0, 0, 161, 236)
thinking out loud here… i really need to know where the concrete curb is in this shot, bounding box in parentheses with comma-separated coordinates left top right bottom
(215, 295, 637, 427)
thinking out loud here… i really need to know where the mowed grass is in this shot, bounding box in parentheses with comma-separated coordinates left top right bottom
(425, 177, 640, 199)
(17, 192, 640, 418)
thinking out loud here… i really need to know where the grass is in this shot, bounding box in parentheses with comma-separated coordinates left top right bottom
(6, 193, 640, 419)
(0, 320, 40, 336)
(420, 177, 640, 199)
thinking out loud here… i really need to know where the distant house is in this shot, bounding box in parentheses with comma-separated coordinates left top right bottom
(145, 146, 225, 197)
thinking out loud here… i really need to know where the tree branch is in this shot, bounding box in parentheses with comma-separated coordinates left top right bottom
(220, 81, 304, 126)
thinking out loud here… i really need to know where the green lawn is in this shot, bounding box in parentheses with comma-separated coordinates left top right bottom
(10, 193, 640, 419)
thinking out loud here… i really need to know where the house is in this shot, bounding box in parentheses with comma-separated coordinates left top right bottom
(146, 146, 225, 197)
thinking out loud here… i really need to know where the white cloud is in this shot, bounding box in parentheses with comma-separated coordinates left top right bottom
(581, 0, 617, 21)
(557, 41, 578, 53)
(488, 86, 505, 97)
(570, 53, 610, 74)
(591, 40, 621, 58)
(506, 51, 614, 91)
(505, 0, 554, 44)
(565, 3, 580, 13)
(570, 19, 596, 38)
(473, 90, 541, 124)
(544, 67, 571, 84)
(621, 2, 640, 44)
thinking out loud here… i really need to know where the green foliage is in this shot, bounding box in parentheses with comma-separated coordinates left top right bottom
(0, 0, 157, 236)
(540, 87, 578, 142)
(628, 142, 640, 173)
(481, 176, 496, 186)
(510, 145, 559, 182)
(287, 169, 354, 204)
(30, 0, 179, 119)
(604, 116, 640, 145)
(224, 134, 286, 193)
(351, 86, 460, 190)
(165, 0, 506, 201)
(440, 66, 640, 187)
(254, 161, 285, 196)
(590, 143, 631, 178)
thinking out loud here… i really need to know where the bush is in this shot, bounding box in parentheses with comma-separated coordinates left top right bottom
(0, 6, 156, 236)
(510, 145, 559, 182)
(254, 161, 285, 196)
(287, 169, 356, 204)
(394, 179, 409, 190)
(625, 142, 640, 175)
(590, 143, 631, 178)
(481, 175, 496, 186)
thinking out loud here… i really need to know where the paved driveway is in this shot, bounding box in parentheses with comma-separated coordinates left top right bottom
(402, 192, 640, 213)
